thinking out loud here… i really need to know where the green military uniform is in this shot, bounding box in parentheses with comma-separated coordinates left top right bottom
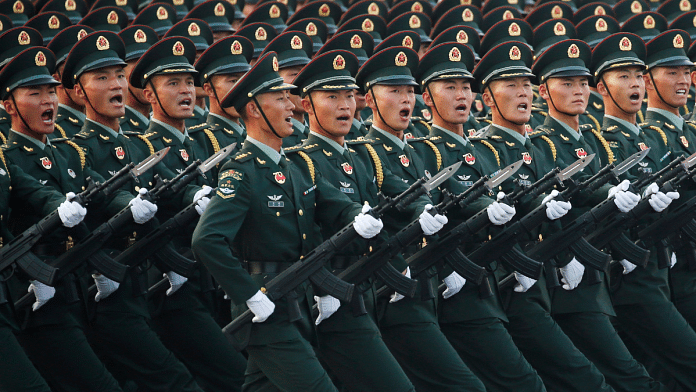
(0, 47, 125, 392)
(192, 51, 350, 392)
(0, 105, 9, 141)
(130, 37, 247, 392)
(473, 41, 615, 392)
(63, 31, 204, 392)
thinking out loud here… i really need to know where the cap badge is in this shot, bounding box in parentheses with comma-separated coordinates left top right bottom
(77, 28, 88, 40)
(503, 10, 514, 19)
(134, 29, 146, 43)
(18, 30, 30, 45)
(116, 0, 126, 6)
(214, 3, 225, 16)
(449, 47, 462, 61)
(509, 45, 521, 60)
(290, 35, 302, 49)
(270, 4, 280, 18)
(402, 35, 413, 48)
(568, 43, 580, 58)
(65, 0, 76, 11)
(13, 1, 23, 13)
(461, 0, 472, 4)
(231, 40, 243, 54)
(409, 15, 421, 28)
(319, 3, 330, 17)
(643, 15, 655, 29)
(619, 36, 632, 51)
(97, 35, 110, 50)
(681, 0, 691, 11)
(595, 5, 605, 15)
(306, 22, 317, 35)
(173, 0, 184, 5)
(596, 18, 607, 31)
(351, 34, 362, 48)
(412, 2, 423, 12)
(48, 15, 60, 29)
(333, 54, 345, 69)
(551, 5, 563, 18)
(631, 0, 642, 13)
(674, 33, 684, 48)
(157, 6, 169, 20)
(272, 55, 279, 71)
(395, 51, 408, 66)
(509, 22, 521, 36)
(255, 26, 267, 40)
(463, 8, 474, 21)
(188, 22, 200, 36)
(554, 21, 566, 35)
(368, 2, 379, 14)
(362, 18, 374, 31)
(172, 40, 185, 55)
(456, 30, 468, 43)
(108, 10, 119, 24)
(35, 51, 46, 66)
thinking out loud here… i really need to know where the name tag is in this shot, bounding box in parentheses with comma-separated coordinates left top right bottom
(458, 181, 474, 188)
(340, 187, 354, 194)
(268, 201, 284, 208)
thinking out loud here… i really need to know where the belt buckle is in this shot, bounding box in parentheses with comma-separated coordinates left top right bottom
(65, 236, 74, 251)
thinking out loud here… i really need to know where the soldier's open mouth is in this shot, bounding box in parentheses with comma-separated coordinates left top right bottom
(110, 94, 123, 104)
(285, 116, 292, 123)
(677, 89, 687, 95)
(455, 104, 468, 113)
(41, 109, 54, 123)
(179, 98, 192, 107)
(517, 103, 527, 112)
(337, 115, 350, 122)
(399, 109, 410, 118)
(630, 93, 640, 102)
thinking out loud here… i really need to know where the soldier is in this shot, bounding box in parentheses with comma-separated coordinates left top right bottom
(129, 36, 247, 392)
(191, 51, 383, 392)
(118, 25, 158, 134)
(531, 38, 666, 392)
(63, 31, 205, 392)
(472, 40, 615, 392)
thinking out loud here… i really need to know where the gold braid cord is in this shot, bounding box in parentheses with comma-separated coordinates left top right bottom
(364, 144, 384, 189)
(478, 140, 500, 167)
(64, 140, 85, 169)
(54, 123, 67, 139)
(297, 151, 315, 184)
(204, 129, 221, 154)
(0, 149, 10, 180)
(136, 135, 155, 155)
(586, 113, 601, 132)
(647, 125, 668, 146)
(423, 140, 442, 170)
(591, 128, 615, 164)
(0, 132, 6, 145)
(540, 136, 557, 162)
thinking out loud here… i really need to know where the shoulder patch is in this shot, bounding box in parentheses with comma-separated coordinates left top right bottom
(217, 174, 238, 199)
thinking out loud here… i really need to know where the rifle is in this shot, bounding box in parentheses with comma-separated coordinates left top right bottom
(221, 162, 461, 341)
(0, 148, 169, 286)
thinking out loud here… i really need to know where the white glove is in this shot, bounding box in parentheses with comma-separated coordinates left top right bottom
(608, 180, 641, 213)
(58, 192, 87, 227)
(129, 188, 158, 224)
(671, 252, 677, 269)
(353, 204, 383, 239)
(419, 204, 448, 235)
(513, 272, 537, 292)
(163, 271, 187, 296)
(390, 267, 411, 303)
(314, 295, 340, 325)
(618, 259, 637, 275)
(92, 274, 120, 302)
(560, 257, 585, 291)
(487, 192, 516, 225)
(442, 271, 466, 299)
(194, 185, 213, 215)
(28, 281, 55, 311)
(644, 183, 679, 212)
(246, 290, 275, 323)
(542, 190, 572, 220)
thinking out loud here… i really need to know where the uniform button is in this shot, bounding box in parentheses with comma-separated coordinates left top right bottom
(82, 186, 85, 190)
(303, 234, 307, 239)
(276, 212, 280, 216)
(135, 186, 140, 192)
(299, 209, 303, 216)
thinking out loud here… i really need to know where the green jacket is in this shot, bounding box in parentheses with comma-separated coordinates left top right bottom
(54, 105, 84, 139)
(119, 106, 150, 134)
(282, 118, 308, 149)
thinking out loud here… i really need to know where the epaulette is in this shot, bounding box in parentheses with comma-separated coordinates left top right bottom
(407, 136, 429, 143)
(50, 137, 69, 142)
(54, 123, 68, 138)
(579, 123, 595, 131)
(645, 125, 668, 146)
(489, 135, 504, 141)
(73, 129, 94, 139)
(187, 122, 209, 131)
(528, 126, 550, 137)
(686, 121, 696, 132)
(605, 125, 619, 132)
(142, 132, 157, 139)
(234, 150, 254, 162)
(476, 117, 492, 124)
(122, 130, 142, 136)
(476, 139, 500, 166)
(54, 139, 86, 169)
(346, 137, 375, 144)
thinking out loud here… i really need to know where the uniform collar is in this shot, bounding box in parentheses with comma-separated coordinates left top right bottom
(194, 105, 208, 118)
(604, 114, 641, 136)
(647, 107, 684, 130)
(58, 103, 86, 123)
(372, 124, 406, 150)
(549, 116, 581, 141)
(491, 123, 528, 145)
(209, 113, 244, 136)
(85, 118, 122, 139)
(151, 118, 188, 144)
(126, 106, 150, 126)
(245, 136, 283, 165)
(432, 124, 468, 147)
(309, 130, 346, 154)
(11, 129, 48, 150)
(291, 118, 308, 135)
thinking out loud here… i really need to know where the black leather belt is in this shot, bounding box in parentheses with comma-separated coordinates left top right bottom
(243, 261, 294, 274)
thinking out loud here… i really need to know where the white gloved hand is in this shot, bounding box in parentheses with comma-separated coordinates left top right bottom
(618, 259, 637, 275)
(194, 185, 213, 215)
(353, 204, 383, 239)
(487, 192, 516, 225)
(92, 274, 120, 302)
(28, 281, 55, 311)
(314, 295, 340, 325)
(163, 271, 187, 296)
(513, 272, 537, 293)
(542, 190, 572, 220)
(129, 188, 158, 224)
(560, 258, 585, 291)
(390, 267, 411, 303)
(246, 290, 275, 323)
(442, 271, 466, 299)
(671, 252, 677, 269)
(419, 204, 448, 235)
(644, 183, 679, 212)
(58, 192, 87, 227)
(608, 180, 641, 213)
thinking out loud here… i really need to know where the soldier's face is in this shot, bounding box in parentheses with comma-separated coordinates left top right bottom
(76, 66, 127, 120)
(354, 90, 366, 111)
(424, 79, 473, 125)
(598, 67, 644, 114)
(279, 66, 305, 115)
(255, 90, 295, 137)
(645, 65, 691, 108)
(484, 77, 532, 126)
(303, 89, 356, 137)
(540, 76, 589, 116)
(145, 73, 196, 120)
(207, 73, 244, 117)
(124, 61, 148, 105)
(5, 84, 58, 136)
(366, 84, 415, 131)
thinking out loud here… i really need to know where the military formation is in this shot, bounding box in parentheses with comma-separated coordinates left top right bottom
(2, 0, 696, 390)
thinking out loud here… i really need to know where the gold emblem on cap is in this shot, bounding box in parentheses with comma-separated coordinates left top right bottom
(456, 30, 468, 43)
(362, 18, 374, 31)
(35, 51, 46, 66)
(461, 0, 472, 4)
(228, 0, 237, 5)
(188, 22, 200, 36)
(693, 14, 696, 27)
(96, 35, 110, 50)
(108, 10, 119, 24)
(214, 2, 225, 16)
(554, 22, 566, 35)
(681, 0, 691, 11)
(402, 35, 413, 48)
(350, 34, 362, 48)
(595, 5, 605, 15)
(644, 15, 655, 29)
(255, 27, 267, 40)
(551, 5, 563, 18)
(172, 40, 185, 56)
(231, 40, 243, 54)
(333, 54, 345, 69)
(596, 18, 607, 31)
(65, 0, 76, 11)
(503, 10, 514, 19)
(411, 2, 422, 12)
(13, 1, 23, 13)
(509, 22, 521, 36)
(272, 55, 279, 71)
(0, 20, 3, 30)
(134, 29, 147, 43)
(408, 15, 421, 29)
(508, 0, 518, 4)
(674, 33, 685, 48)
(449, 47, 462, 62)
(306, 22, 317, 35)
(395, 51, 408, 66)
(509, 45, 521, 60)
(18, 30, 30, 45)
(463, 8, 474, 21)
(157, 6, 169, 20)
(567, 43, 580, 58)
(270, 4, 281, 18)
(173, 0, 184, 5)
(368, 2, 379, 14)
(78, 28, 88, 40)
(291, 35, 303, 49)
(116, 0, 126, 6)
(319, 3, 331, 17)
(48, 15, 60, 29)
(619, 36, 632, 51)
(631, 0, 642, 13)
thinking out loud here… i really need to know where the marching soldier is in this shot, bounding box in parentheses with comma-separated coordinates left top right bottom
(118, 25, 158, 134)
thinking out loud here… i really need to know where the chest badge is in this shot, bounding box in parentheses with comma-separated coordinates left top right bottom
(341, 162, 353, 175)
(67, 168, 76, 178)
(115, 146, 125, 159)
(681, 135, 690, 148)
(463, 153, 476, 165)
(521, 151, 532, 164)
(268, 195, 284, 207)
(274, 171, 286, 184)
(638, 142, 649, 151)
(399, 154, 410, 167)
(575, 148, 588, 158)
(404, 133, 414, 139)
(340, 181, 354, 194)
(40, 157, 52, 169)
(179, 149, 189, 161)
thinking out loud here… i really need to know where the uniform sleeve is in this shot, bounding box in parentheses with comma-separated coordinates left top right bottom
(8, 160, 65, 216)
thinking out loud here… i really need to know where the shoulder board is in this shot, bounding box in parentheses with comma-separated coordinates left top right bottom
(605, 125, 619, 132)
(122, 130, 142, 136)
(579, 123, 595, 131)
(50, 137, 69, 143)
(638, 122, 648, 127)
(2, 142, 17, 151)
(142, 132, 159, 140)
(407, 136, 428, 143)
(476, 117, 492, 124)
(283, 144, 303, 152)
(234, 151, 254, 162)
(346, 137, 375, 145)
(489, 135, 504, 141)
(73, 130, 93, 139)
(686, 121, 696, 131)
(188, 122, 208, 130)
(528, 127, 550, 137)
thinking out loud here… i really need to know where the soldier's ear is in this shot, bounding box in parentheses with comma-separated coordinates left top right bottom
(538, 83, 549, 100)
(246, 100, 261, 119)
(73, 80, 85, 100)
(300, 95, 313, 114)
(481, 87, 495, 108)
(642, 72, 654, 91)
(202, 82, 215, 98)
(2, 98, 14, 115)
(421, 87, 433, 107)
